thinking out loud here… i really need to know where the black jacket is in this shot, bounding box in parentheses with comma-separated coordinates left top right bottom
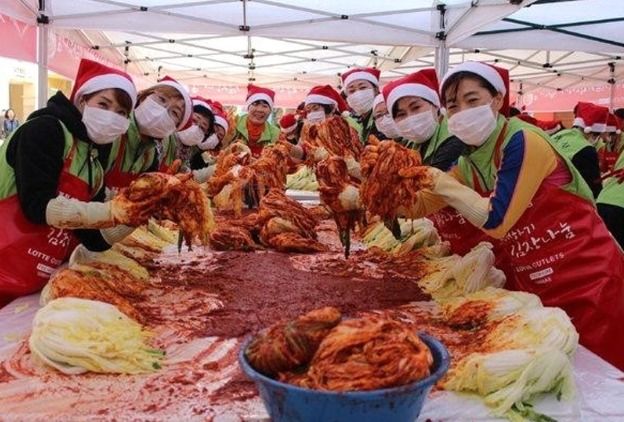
(571, 146, 602, 198)
(5, 91, 111, 251)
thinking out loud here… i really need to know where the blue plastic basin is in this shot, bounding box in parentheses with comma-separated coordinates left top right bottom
(239, 333, 450, 422)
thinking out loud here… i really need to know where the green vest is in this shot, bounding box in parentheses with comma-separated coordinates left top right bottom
(597, 149, 624, 207)
(106, 114, 157, 174)
(234, 114, 280, 146)
(0, 119, 103, 200)
(551, 128, 593, 160)
(347, 112, 375, 145)
(160, 134, 177, 168)
(457, 115, 593, 203)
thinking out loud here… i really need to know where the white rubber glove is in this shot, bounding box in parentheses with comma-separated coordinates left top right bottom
(428, 167, 489, 227)
(46, 195, 153, 229)
(46, 196, 113, 229)
(200, 151, 217, 165)
(313, 147, 329, 162)
(337, 185, 362, 211)
(192, 165, 216, 183)
(100, 225, 135, 245)
(345, 156, 362, 181)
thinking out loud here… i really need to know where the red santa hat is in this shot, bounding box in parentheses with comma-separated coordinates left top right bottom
(441, 61, 510, 117)
(279, 113, 298, 134)
(192, 96, 212, 113)
(154, 76, 193, 130)
(573, 102, 608, 133)
(382, 69, 440, 115)
(341, 67, 381, 90)
(537, 119, 563, 135)
(516, 113, 538, 126)
(70, 58, 137, 108)
(210, 100, 229, 132)
(304, 85, 348, 113)
(606, 113, 621, 134)
(246, 84, 275, 109)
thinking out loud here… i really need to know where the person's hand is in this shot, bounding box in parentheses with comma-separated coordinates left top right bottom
(109, 195, 161, 226)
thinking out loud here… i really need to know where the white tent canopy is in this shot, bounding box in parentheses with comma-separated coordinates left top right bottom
(2, 0, 622, 107)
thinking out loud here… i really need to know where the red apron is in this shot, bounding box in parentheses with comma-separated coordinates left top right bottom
(428, 124, 508, 257)
(104, 134, 139, 189)
(497, 176, 624, 369)
(599, 149, 619, 174)
(0, 141, 92, 307)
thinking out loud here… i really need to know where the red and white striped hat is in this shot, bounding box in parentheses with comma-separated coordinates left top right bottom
(573, 102, 609, 133)
(246, 84, 275, 109)
(70, 58, 137, 108)
(154, 76, 193, 130)
(304, 85, 348, 113)
(279, 113, 298, 134)
(382, 69, 440, 114)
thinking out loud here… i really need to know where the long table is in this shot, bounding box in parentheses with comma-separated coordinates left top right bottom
(1, 292, 623, 421)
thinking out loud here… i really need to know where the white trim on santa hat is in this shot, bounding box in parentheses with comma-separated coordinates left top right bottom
(281, 122, 298, 134)
(442, 61, 506, 95)
(305, 94, 337, 107)
(156, 79, 192, 130)
(605, 124, 617, 133)
(343, 71, 379, 90)
(572, 117, 586, 128)
(73, 74, 137, 107)
(372, 94, 385, 111)
(214, 115, 229, 131)
(584, 123, 606, 133)
(192, 99, 212, 111)
(386, 83, 440, 113)
(246, 93, 273, 109)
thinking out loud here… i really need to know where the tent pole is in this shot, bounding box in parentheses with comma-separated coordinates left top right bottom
(608, 62, 615, 112)
(435, 45, 450, 81)
(36, 6, 50, 109)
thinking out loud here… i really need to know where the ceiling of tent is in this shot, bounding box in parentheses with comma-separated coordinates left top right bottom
(3, 0, 623, 97)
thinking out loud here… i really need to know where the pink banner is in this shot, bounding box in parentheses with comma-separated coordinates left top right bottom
(515, 82, 624, 113)
(188, 83, 309, 109)
(0, 14, 36, 62)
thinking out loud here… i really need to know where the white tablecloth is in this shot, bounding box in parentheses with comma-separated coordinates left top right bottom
(1, 294, 623, 421)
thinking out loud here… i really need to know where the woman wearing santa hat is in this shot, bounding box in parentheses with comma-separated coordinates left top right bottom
(104, 76, 193, 188)
(387, 61, 624, 369)
(189, 99, 229, 176)
(279, 113, 302, 145)
(287, 85, 360, 167)
(371, 94, 401, 141)
(0, 58, 153, 306)
(233, 84, 280, 158)
(381, 69, 464, 171)
(551, 102, 606, 198)
(341, 67, 382, 144)
(159, 96, 215, 174)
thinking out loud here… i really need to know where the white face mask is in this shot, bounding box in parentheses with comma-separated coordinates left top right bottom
(375, 115, 400, 139)
(176, 124, 204, 146)
(306, 110, 326, 124)
(81, 106, 129, 145)
(347, 88, 376, 116)
(448, 102, 497, 147)
(396, 110, 438, 144)
(197, 133, 220, 151)
(134, 95, 177, 139)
